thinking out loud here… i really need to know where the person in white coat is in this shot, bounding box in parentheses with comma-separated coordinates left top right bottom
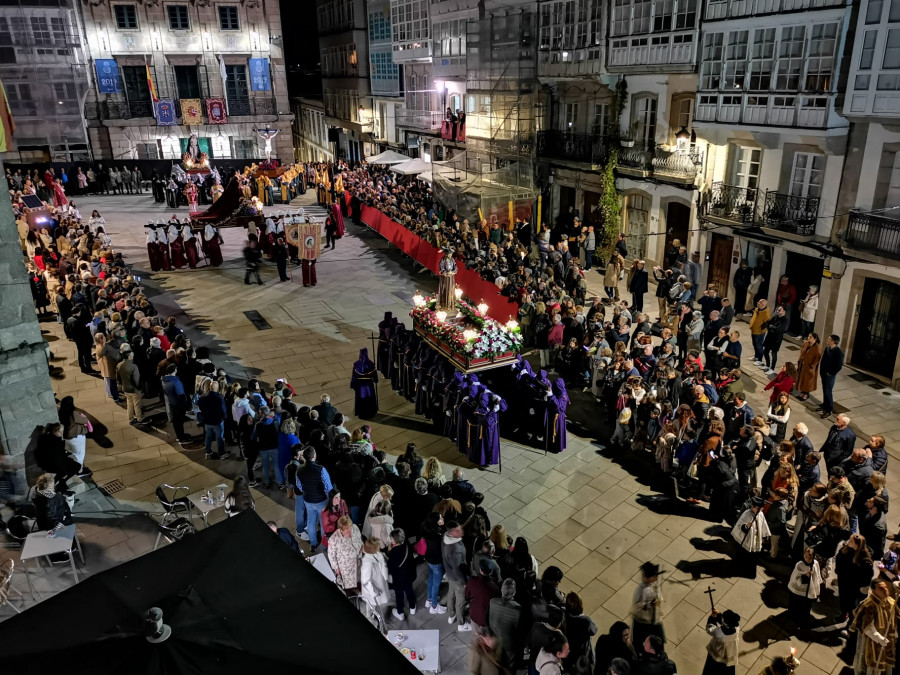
(799, 285, 819, 338)
(362, 484, 393, 539)
(360, 537, 391, 621)
(787, 546, 822, 627)
(365, 500, 394, 549)
(731, 496, 771, 578)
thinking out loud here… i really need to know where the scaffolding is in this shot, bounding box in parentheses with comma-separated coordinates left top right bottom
(432, 5, 538, 226)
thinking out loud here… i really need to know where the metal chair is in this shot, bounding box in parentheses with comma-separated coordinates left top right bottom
(0, 558, 23, 613)
(155, 484, 194, 521)
(153, 512, 197, 550)
(4, 515, 34, 547)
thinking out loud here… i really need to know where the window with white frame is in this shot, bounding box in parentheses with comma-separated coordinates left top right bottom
(775, 25, 805, 91)
(790, 152, 824, 199)
(633, 0, 651, 33)
(369, 10, 390, 42)
(867, 0, 885, 24)
(391, 0, 429, 44)
(805, 23, 837, 91)
(592, 103, 611, 136)
(674, 0, 697, 30)
(653, 0, 673, 32)
(564, 102, 579, 130)
(748, 28, 775, 91)
(856, 30, 877, 89)
(433, 19, 465, 58)
(632, 95, 657, 147)
(723, 30, 748, 90)
(370, 52, 399, 82)
(731, 146, 761, 189)
(700, 33, 723, 89)
(671, 95, 694, 133)
(612, 0, 630, 36)
(318, 0, 354, 33)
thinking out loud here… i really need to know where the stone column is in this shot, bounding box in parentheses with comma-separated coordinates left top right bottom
(0, 165, 57, 458)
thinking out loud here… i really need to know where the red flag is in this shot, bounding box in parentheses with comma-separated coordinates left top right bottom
(146, 62, 158, 103)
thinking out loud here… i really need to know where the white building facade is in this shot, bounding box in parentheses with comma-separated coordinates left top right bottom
(79, 0, 293, 162)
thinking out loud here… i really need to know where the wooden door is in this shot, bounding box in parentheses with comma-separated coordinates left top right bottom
(707, 233, 733, 296)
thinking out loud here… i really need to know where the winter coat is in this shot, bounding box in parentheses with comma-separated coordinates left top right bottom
(604, 253, 623, 287)
(94, 342, 118, 378)
(360, 551, 391, 607)
(327, 524, 363, 589)
(797, 341, 822, 393)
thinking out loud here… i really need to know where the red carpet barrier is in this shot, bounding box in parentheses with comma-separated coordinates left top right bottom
(357, 202, 518, 321)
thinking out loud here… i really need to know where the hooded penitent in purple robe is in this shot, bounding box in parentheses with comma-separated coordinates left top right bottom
(350, 348, 379, 419)
(471, 392, 507, 467)
(545, 378, 569, 454)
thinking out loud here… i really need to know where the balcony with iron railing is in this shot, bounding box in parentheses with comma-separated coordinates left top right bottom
(696, 93, 834, 129)
(702, 182, 759, 224)
(704, 0, 845, 21)
(536, 130, 609, 165)
(608, 32, 697, 70)
(396, 109, 443, 130)
(845, 209, 900, 260)
(615, 143, 702, 184)
(760, 191, 819, 235)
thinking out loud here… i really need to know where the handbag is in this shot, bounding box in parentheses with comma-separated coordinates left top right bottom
(414, 538, 427, 556)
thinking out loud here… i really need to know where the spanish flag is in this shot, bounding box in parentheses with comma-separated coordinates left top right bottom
(146, 62, 158, 103)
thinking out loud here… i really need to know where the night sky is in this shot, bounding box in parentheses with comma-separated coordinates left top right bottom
(280, 0, 322, 98)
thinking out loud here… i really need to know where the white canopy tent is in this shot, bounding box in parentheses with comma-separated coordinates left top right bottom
(366, 150, 411, 165)
(391, 157, 431, 176)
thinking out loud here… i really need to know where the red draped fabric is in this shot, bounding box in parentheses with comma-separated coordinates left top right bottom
(357, 203, 518, 321)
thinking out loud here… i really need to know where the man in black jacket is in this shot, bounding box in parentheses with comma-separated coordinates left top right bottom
(198, 382, 231, 460)
(761, 305, 789, 374)
(243, 238, 263, 285)
(629, 260, 649, 313)
(819, 334, 844, 417)
(820, 414, 857, 470)
(732, 260, 752, 316)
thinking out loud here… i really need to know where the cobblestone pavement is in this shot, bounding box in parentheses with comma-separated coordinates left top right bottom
(4, 191, 898, 674)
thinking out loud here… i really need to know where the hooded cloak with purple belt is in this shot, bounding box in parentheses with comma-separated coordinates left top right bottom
(471, 392, 507, 466)
(350, 348, 379, 419)
(545, 378, 569, 454)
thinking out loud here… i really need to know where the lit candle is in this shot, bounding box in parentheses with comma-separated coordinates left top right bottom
(436, 311, 447, 322)
(412, 292, 425, 307)
(463, 329, 477, 341)
(505, 320, 518, 330)
(477, 301, 488, 316)
(454, 287, 463, 300)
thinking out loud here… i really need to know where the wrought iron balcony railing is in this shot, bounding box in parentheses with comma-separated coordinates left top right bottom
(761, 191, 819, 235)
(845, 209, 900, 260)
(704, 182, 758, 224)
(536, 130, 609, 165)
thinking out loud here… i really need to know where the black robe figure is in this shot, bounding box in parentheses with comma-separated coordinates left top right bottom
(414, 350, 436, 415)
(443, 372, 465, 439)
(377, 312, 393, 377)
(350, 348, 379, 419)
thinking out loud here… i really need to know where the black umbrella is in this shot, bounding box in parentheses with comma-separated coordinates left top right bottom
(0, 512, 419, 674)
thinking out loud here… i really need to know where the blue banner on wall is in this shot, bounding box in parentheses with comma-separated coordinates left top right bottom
(95, 59, 121, 94)
(155, 99, 177, 126)
(249, 58, 271, 91)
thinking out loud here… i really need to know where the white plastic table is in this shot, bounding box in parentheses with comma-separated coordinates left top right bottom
(187, 484, 229, 527)
(387, 629, 440, 673)
(20, 524, 83, 599)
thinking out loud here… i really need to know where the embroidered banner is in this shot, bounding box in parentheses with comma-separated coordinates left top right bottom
(299, 222, 320, 260)
(249, 58, 271, 91)
(180, 98, 203, 125)
(206, 97, 227, 124)
(95, 59, 120, 94)
(155, 99, 177, 126)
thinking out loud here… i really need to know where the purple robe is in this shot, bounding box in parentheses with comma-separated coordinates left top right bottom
(471, 392, 507, 466)
(350, 348, 379, 419)
(545, 379, 569, 454)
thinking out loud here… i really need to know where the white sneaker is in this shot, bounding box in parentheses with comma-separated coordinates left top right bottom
(765, 368, 775, 375)
(752, 360, 763, 366)
(448, 615, 457, 624)
(430, 605, 448, 615)
(298, 531, 310, 541)
(425, 600, 432, 609)
(392, 609, 405, 621)
(457, 622, 472, 632)
(409, 607, 416, 615)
